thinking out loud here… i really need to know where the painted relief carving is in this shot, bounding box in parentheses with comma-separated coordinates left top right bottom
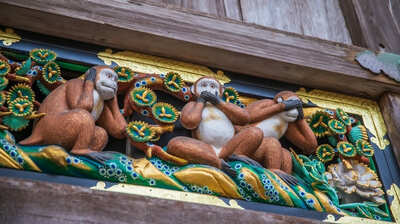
(0, 48, 395, 222)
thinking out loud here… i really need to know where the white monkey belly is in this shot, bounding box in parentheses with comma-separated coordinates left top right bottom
(196, 105, 235, 156)
(91, 89, 104, 121)
(256, 113, 288, 139)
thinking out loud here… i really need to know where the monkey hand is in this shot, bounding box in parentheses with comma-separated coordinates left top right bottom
(84, 67, 97, 82)
(200, 91, 221, 105)
(297, 105, 304, 120)
(282, 99, 301, 111)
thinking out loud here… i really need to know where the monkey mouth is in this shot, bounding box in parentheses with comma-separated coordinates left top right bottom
(102, 84, 116, 92)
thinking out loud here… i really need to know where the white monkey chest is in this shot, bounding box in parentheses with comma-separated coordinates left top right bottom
(256, 113, 288, 139)
(91, 89, 104, 121)
(196, 104, 235, 156)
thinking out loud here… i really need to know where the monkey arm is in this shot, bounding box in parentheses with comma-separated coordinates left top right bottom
(66, 79, 94, 111)
(285, 120, 318, 155)
(97, 97, 127, 139)
(180, 101, 204, 130)
(217, 102, 250, 126)
(246, 99, 285, 123)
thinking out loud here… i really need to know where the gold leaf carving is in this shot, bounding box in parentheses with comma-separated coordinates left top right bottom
(0, 28, 21, 46)
(97, 49, 230, 84)
(91, 181, 243, 209)
(174, 167, 242, 199)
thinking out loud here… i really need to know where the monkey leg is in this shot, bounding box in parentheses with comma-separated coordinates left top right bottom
(89, 126, 108, 152)
(21, 109, 98, 153)
(167, 136, 221, 168)
(251, 137, 283, 170)
(280, 148, 293, 174)
(220, 126, 263, 159)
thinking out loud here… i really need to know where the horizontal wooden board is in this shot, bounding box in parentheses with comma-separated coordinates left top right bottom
(0, 0, 399, 99)
(0, 177, 323, 224)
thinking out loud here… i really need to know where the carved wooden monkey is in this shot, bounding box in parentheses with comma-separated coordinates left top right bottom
(235, 91, 318, 174)
(19, 66, 127, 162)
(167, 77, 263, 175)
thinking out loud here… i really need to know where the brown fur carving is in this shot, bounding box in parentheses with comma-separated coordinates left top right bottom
(167, 77, 263, 174)
(19, 66, 127, 161)
(235, 91, 317, 174)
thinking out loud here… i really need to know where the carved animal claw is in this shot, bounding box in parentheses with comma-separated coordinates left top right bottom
(0, 64, 5, 69)
(146, 147, 152, 158)
(0, 124, 8, 130)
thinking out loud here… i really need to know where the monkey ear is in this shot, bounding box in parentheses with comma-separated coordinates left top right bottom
(190, 84, 195, 94)
(84, 67, 97, 82)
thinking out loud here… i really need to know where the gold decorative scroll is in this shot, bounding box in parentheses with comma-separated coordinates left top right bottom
(0, 28, 21, 46)
(97, 49, 231, 84)
(91, 181, 243, 210)
(296, 88, 390, 150)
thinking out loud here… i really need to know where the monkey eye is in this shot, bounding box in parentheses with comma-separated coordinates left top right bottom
(210, 84, 215, 88)
(277, 97, 283, 103)
(201, 83, 207, 87)
(107, 73, 112, 78)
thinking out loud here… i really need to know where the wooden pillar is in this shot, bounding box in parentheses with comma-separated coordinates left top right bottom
(380, 92, 400, 166)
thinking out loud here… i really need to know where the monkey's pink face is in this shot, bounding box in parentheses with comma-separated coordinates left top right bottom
(193, 78, 221, 97)
(96, 68, 118, 100)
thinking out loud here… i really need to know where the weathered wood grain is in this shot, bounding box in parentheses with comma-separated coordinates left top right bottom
(0, 177, 324, 224)
(338, 0, 367, 47)
(342, 0, 400, 53)
(240, 0, 352, 44)
(380, 93, 400, 167)
(223, 0, 242, 21)
(0, 0, 399, 99)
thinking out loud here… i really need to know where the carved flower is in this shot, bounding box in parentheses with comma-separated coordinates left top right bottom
(325, 160, 385, 204)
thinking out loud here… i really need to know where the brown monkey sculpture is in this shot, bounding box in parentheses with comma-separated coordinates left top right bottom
(19, 66, 127, 162)
(235, 91, 318, 174)
(167, 77, 264, 176)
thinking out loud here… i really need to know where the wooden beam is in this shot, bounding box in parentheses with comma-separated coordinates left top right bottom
(380, 92, 400, 167)
(0, 0, 399, 99)
(0, 177, 323, 224)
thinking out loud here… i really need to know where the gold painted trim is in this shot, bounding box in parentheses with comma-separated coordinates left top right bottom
(0, 28, 21, 46)
(97, 49, 230, 84)
(91, 181, 243, 210)
(296, 88, 390, 150)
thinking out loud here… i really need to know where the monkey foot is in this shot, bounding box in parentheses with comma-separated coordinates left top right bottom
(272, 169, 299, 186)
(220, 159, 237, 178)
(227, 154, 263, 168)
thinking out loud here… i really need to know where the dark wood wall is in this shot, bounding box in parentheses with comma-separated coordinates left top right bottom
(140, 0, 352, 44)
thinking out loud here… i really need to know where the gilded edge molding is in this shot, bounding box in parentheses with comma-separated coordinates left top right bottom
(91, 181, 243, 210)
(0, 28, 21, 46)
(97, 49, 231, 84)
(296, 88, 390, 150)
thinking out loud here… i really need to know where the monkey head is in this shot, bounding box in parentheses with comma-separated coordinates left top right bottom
(274, 91, 303, 122)
(85, 66, 118, 100)
(191, 77, 223, 97)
